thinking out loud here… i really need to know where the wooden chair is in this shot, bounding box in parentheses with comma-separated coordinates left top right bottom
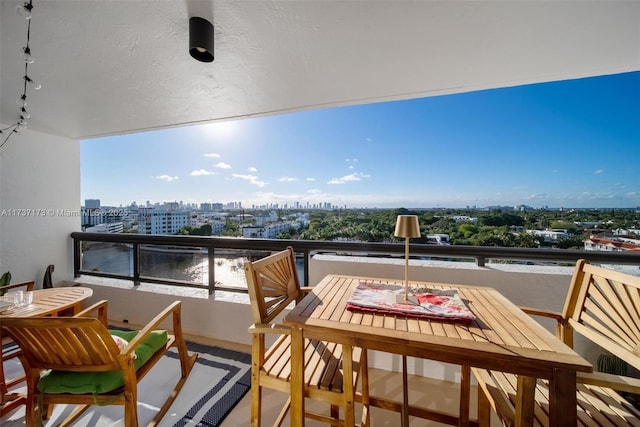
(0, 279, 33, 297)
(244, 246, 370, 426)
(1, 281, 36, 417)
(472, 260, 640, 427)
(42, 264, 55, 289)
(1, 299, 198, 426)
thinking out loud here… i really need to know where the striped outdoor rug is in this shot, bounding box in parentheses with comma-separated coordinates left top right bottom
(1, 340, 251, 427)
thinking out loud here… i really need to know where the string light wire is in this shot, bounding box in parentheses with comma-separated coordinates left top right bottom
(1, 1, 37, 149)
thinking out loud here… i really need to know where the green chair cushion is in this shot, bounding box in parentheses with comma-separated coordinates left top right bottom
(38, 329, 168, 394)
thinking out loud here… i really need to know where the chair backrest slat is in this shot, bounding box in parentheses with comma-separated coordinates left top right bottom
(244, 246, 301, 325)
(567, 261, 640, 372)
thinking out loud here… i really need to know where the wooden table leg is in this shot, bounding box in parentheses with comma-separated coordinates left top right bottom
(548, 369, 577, 427)
(290, 326, 305, 426)
(401, 355, 409, 427)
(515, 376, 535, 427)
(459, 365, 470, 427)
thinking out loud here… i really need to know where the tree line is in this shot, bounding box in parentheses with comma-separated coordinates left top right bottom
(177, 207, 639, 250)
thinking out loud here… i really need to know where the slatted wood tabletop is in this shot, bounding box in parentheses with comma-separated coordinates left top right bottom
(284, 275, 593, 427)
(0, 287, 93, 318)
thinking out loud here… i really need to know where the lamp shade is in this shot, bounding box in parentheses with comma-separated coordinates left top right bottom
(189, 17, 214, 62)
(394, 215, 420, 239)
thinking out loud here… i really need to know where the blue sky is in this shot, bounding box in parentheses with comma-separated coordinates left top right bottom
(82, 71, 640, 209)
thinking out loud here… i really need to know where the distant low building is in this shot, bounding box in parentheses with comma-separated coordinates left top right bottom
(85, 222, 123, 233)
(451, 215, 477, 222)
(426, 234, 450, 245)
(584, 236, 640, 252)
(242, 221, 297, 239)
(527, 229, 571, 242)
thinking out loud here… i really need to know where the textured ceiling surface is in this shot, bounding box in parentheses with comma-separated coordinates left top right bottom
(1, 1, 639, 140)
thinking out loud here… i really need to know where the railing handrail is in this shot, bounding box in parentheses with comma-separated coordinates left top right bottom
(72, 231, 640, 264)
(71, 232, 639, 293)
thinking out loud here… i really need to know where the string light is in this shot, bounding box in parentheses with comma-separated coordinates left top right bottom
(1, 1, 38, 149)
(16, 2, 33, 19)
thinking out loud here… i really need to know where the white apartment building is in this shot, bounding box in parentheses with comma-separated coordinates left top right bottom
(138, 207, 189, 235)
(242, 221, 298, 239)
(527, 229, 571, 242)
(211, 220, 225, 235)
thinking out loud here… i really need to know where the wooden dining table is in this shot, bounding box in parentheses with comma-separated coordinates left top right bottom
(0, 286, 93, 416)
(283, 275, 593, 427)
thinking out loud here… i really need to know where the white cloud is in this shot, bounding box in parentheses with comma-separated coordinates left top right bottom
(593, 169, 604, 175)
(327, 172, 370, 184)
(248, 166, 257, 172)
(308, 189, 321, 194)
(278, 176, 298, 182)
(215, 162, 232, 169)
(306, 177, 315, 182)
(154, 175, 178, 182)
(528, 193, 548, 200)
(232, 173, 266, 187)
(203, 153, 221, 158)
(190, 169, 215, 176)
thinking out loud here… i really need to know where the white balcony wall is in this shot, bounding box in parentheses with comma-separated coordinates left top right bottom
(0, 126, 79, 284)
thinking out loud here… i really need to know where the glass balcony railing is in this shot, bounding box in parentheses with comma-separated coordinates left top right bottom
(71, 232, 640, 294)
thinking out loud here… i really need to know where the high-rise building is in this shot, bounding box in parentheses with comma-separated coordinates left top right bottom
(85, 199, 100, 209)
(137, 206, 189, 235)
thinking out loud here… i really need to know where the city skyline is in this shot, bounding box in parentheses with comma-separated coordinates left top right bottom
(81, 71, 640, 209)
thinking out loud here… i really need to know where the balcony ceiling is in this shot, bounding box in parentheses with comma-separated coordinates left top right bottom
(1, 1, 639, 140)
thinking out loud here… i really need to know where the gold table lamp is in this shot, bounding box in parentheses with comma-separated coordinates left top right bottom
(394, 215, 420, 303)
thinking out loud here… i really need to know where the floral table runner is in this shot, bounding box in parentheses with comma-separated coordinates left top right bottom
(346, 281, 476, 321)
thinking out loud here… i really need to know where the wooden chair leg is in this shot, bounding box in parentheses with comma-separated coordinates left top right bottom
(58, 404, 91, 427)
(477, 384, 492, 427)
(360, 349, 370, 427)
(342, 344, 355, 426)
(44, 401, 55, 419)
(274, 396, 290, 427)
(330, 404, 339, 425)
(250, 368, 261, 427)
(124, 383, 139, 427)
(24, 388, 38, 427)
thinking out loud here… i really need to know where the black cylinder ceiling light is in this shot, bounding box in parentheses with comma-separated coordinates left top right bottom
(189, 17, 214, 62)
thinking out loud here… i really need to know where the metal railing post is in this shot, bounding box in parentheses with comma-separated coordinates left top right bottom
(132, 243, 140, 286)
(73, 238, 81, 278)
(208, 247, 216, 295)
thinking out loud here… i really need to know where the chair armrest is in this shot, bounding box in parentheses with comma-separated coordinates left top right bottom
(300, 286, 314, 294)
(248, 323, 291, 335)
(0, 280, 35, 295)
(518, 306, 564, 323)
(518, 306, 567, 339)
(577, 371, 640, 394)
(122, 301, 182, 360)
(74, 300, 109, 326)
